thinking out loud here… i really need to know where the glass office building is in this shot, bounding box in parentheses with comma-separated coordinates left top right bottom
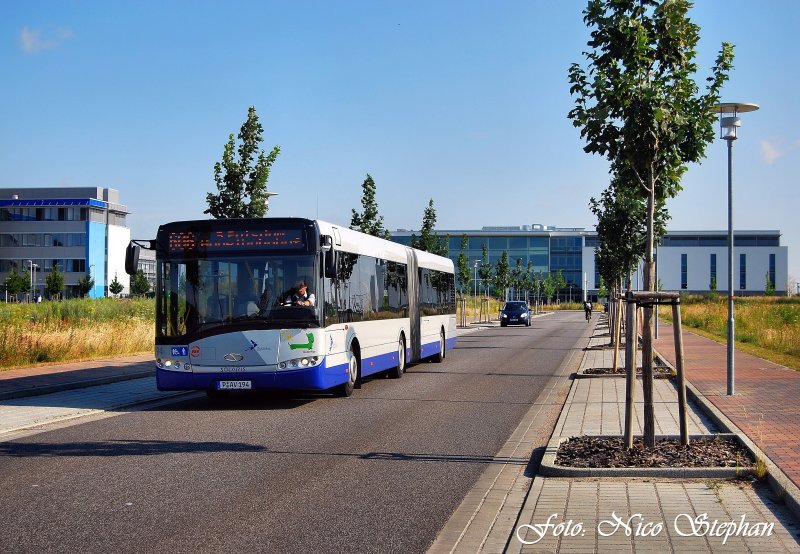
(391, 225, 587, 301)
(391, 225, 789, 300)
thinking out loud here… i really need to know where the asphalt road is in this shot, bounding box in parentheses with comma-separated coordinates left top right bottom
(0, 312, 591, 554)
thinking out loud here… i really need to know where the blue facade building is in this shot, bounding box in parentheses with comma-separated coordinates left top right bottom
(0, 187, 130, 299)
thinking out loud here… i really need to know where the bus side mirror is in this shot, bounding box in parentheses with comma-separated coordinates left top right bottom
(325, 249, 338, 279)
(125, 243, 141, 276)
(321, 235, 333, 251)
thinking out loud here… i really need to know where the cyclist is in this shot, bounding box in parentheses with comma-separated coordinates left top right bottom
(583, 300, 593, 321)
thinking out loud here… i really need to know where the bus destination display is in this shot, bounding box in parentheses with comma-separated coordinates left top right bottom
(168, 228, 305, 253)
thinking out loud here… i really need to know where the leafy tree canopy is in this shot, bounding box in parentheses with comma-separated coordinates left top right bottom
(568, 0, 733, 292)
(410, 199, 448, 257)
(130, 270, 151, 296)
(77, 273, 95, 298)
(109, 273, 124, 296)
(456, 234, 471, 294)
(3, 268, 29, 296)
(45, 264, 65, 298)
(350, 174, 390, 239)
(205, 106, 280, 219)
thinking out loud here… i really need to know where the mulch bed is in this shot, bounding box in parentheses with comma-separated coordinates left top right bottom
(583, 366, 674, 378)
(555, 436, 754, 468)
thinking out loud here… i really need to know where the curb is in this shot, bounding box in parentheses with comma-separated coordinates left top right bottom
(0, 369, 156, 401)
(539, 433, 754, 478)
(653, 345, 800, 523)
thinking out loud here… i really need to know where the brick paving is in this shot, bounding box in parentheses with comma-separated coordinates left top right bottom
(503, 317, 800, 553)
(654, 321, 800, 491)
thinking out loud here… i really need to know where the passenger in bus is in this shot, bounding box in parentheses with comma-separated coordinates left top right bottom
(280, 279, 316, 307)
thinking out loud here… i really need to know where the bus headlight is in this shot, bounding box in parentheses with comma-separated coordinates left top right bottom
(278, 356, 322, 371)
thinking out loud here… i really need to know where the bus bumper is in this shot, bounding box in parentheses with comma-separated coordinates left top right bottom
(156, 359, 350, 392)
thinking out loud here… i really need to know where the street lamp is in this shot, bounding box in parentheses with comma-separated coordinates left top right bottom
(27, 260, 39, 302)
(714, 102, 759, 396)
(473, 261, 479, 322)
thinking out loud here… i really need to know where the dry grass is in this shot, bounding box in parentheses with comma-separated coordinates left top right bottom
(660, 295, 800, 371)
(456, 296, 579, 321)
(0, 298, 154, 370)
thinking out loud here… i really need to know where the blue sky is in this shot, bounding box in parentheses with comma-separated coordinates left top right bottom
(3, 1, 799, 282)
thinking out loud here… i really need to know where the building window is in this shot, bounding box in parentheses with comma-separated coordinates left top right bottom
(769, 254, 776, 289)
(740, 253, 747, 290)
(681, 254, 688, 289)
(710, 254, 717, 289)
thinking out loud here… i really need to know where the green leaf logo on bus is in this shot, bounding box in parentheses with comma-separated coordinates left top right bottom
(289, 332, 314, 351)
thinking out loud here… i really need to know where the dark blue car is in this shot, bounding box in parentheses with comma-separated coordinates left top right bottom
(500, 301, 531, 327)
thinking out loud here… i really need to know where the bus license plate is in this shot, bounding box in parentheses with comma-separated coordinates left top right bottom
(218, 380, 252, 390)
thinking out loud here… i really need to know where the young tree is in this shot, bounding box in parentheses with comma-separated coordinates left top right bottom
(350, 174, 391, 239)
(597, 276, 608, 301)
(45, 264, 65, 300)
(493, 251, 511, 300)
(569, 0, 733, 448)
(513, 258, 525, 300)
(205, 106, 280, 219)
(3, 268, 28, 297)
(77, 273, 95, 298)
(542, 273, 556, 305)
(478, 244, 492, 296)
(130, 270, 151, 296)
(524, 261, 534, 304)
(109, 273, 124, 297)
(590, 166, 669, 295)
(554, 270, 566, 302)
(410, 199, 447, 256)
(765, 271, 775, 296)
(456, 234, 471, 295)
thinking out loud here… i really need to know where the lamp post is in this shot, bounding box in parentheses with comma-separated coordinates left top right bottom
(28, 260, 38, 302)
(473, 261, 479, 322)
(714, 102, 759, 396)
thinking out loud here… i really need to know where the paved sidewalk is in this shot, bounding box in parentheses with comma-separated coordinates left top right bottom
(0, 353, 154, 400)
(654, 322, 800, 491)
(431, 314, 800, 553)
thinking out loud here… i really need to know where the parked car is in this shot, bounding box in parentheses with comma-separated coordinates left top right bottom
(500, 301, 531, 327)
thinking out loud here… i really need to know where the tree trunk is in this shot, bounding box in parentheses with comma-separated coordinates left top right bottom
(641, 177, 656, 448)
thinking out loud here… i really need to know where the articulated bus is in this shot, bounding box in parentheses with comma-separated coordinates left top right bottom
(125, 218, 456, 397)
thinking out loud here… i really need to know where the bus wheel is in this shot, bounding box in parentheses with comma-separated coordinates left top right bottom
(432, 330, 445, 363)
(389, 337, 406, 379)
(335, 350, 358, 397)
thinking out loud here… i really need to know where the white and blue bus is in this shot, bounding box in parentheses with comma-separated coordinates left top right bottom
(125, 218, 456, 397)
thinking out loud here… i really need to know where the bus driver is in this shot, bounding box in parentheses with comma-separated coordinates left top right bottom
(280, 279, 316, 307)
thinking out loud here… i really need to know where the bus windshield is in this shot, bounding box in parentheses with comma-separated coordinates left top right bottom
(157, 254, 320, 340)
